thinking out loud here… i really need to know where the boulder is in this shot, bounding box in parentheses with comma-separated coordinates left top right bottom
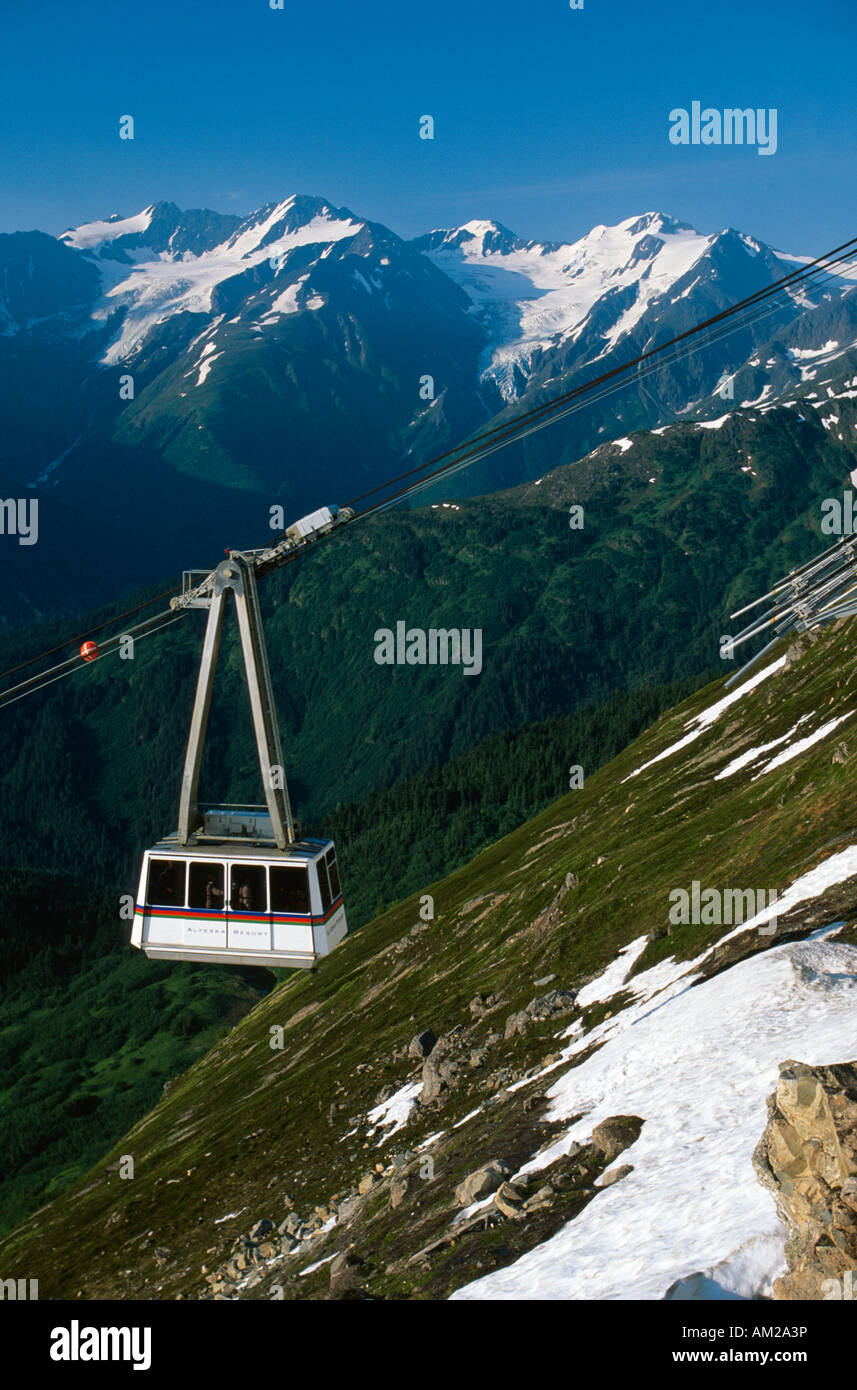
(390, 1174, 410, 1209)
(505, 990, 576, 1039)
(523, 1185, 555, 1212)
(408, 1029, 437, 1060)
(420, 1057, 446, 1103)
(493, 1182, 525, 1218)
(469, 993, 502, 1018)
(419, 1030, 467, 1102)
(328, 1250, 364, 1296)
(591, 1115, 644, 1163)
(504, 1011, 529, 1040)
(454, 1159, 512, 1207)
(596, 1163, 633, 1189)
(525, 988, 577, 1022)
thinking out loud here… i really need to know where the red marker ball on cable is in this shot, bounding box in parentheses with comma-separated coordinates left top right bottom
(80, 641, 99, 662)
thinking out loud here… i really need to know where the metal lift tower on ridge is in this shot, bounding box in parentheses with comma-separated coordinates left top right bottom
(725, 535, 857, 689)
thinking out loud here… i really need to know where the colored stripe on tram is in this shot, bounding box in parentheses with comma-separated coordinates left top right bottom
(134, 895, 343, 926)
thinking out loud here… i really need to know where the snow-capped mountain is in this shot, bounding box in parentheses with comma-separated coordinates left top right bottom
(414, 212, 720, 399)
(60, 196, 369, 366)
(410, 211, 854, 408)
(0, 194, 490, 595)
(4, 193, 857, 617)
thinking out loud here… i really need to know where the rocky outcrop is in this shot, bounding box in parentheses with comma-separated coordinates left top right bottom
(420, 1026, 469, 1103)
(753, 1059, 857, 1300)
(503, 988, 577, 1039)
(591, 1115, 644, 1164)
(328, 1250, 364, 1297)
(408, 1029, 437, 1060)
(454, 1159, 512, 1207)
(529, 873, 578, 942)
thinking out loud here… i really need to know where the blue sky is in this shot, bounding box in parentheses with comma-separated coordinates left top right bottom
(2, 0, 856, 252)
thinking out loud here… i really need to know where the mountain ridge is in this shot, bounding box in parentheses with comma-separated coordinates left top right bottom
(4, 196, 857, 624)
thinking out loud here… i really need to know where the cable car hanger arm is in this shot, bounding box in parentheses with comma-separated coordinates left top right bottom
(177, 552, 294, 849)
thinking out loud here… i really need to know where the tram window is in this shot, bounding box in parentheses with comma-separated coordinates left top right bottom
(147, 858, 186, 908)
(230, 864, 267, 913)
(270, 865, 310, 914)
(326, 849, 340, 900)
(317, 855, 332, 913)
(189, 862, 225, 911)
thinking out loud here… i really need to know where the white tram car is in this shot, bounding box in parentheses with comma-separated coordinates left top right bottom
(131, 809, 346, 969)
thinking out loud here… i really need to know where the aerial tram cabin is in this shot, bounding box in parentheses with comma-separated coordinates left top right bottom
(131, 539, 348, 969)
(132, 810, 346, 968)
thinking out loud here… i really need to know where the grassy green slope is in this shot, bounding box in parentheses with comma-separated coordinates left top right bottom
(4, 616, 857, 1299)
(0, 873, 267, 1236)
(0, 673, 699, 1237)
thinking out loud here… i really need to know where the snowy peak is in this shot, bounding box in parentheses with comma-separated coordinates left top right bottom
(219, 194, 366, 257)
(408, 209, 838, 407)
(60, 194, 370, 364)
(413, 219, 524, 257)
(25, 193, 847, 499)
(59, 195, 365, 271)
(60, 205, 158, 254)
(54, 198, 815, 409)
(60, 201, 246, 263)
(410, 209, 728, 400)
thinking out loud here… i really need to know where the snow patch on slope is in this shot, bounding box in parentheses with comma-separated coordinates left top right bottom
(753, 712, 854, 778)
(576, 935, 650, 1007)
(452, 934, 857, 1301)
(713, 714, 812, 780)
(718, 845, 857, 942)
(624, 657, 786, 781)
(365, 1079, 421, 1142)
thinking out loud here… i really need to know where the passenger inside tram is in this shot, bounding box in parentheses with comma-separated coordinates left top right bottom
(204, 873, 224, 909)
(230, 865, 266, 913)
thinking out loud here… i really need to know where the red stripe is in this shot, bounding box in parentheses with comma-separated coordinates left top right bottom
(317, 895, 344, 923)
(135, 895, 343, 924)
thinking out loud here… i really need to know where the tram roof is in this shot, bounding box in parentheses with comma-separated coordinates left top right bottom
(146, 833, 332, 861)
